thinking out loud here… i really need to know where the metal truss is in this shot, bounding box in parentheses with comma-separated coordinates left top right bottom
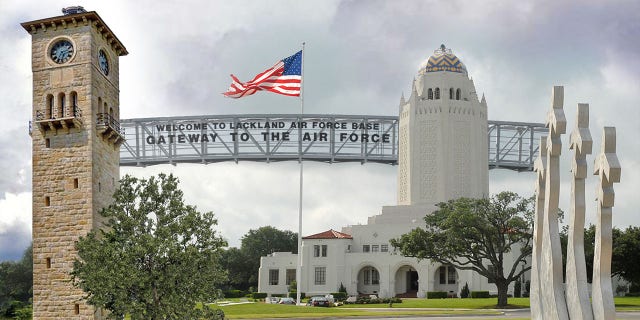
(119, 114, 398, 166)
(488, 120, 547, 171)
(119, 114, 545, 171)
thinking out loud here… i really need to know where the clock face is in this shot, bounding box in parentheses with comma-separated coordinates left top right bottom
(50, 39, 74, 64)
(98, 50, 109, 76)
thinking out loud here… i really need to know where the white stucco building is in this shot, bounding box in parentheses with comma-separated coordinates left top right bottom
(258, 45, 523, 298)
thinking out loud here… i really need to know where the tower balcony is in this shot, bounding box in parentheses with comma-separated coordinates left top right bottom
(33, 107, 82, 135)
(96, 113, 125, 145)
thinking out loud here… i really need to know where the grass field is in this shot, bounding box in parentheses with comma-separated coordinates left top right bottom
(216, 297, 640, 319)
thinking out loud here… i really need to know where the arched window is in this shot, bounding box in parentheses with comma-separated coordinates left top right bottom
(449, 88, 454, 100)
(70, 91, 78, 116)
(109, 107, 114, 118)
(427, 88, 433, 100)
(58, 92, 66, 118)
(456, 88, 461, 100)
(98, 97, 102, 114)
(104, 102, 108, 116)
(435, 88, 440, 100)
(46, 94, 54, 119)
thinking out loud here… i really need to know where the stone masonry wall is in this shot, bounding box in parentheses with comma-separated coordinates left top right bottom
(30, 19, 121, 320)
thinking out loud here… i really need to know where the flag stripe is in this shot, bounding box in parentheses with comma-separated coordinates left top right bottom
(223, 51, 302, 98)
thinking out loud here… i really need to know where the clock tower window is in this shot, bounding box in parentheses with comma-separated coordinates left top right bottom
(59, 93, 66, 118)
(46, 94, 54, 119)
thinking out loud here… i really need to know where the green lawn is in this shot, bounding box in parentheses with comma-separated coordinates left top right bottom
(217, 297, 640, 319)
(218, 303, 501, 319)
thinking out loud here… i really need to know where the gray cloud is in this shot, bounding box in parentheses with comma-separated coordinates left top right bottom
(1, 0, 638, 250)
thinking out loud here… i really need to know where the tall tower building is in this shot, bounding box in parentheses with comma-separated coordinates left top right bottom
(369, 45, 488, 224)
(398, 44, 488, 207)
(22, 7, 127, 319)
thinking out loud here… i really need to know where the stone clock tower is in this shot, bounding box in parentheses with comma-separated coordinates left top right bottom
(22, 7, 126, 319)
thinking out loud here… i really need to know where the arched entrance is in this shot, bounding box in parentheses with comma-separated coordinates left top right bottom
(394, 265, 419, 298)
(357, 266, 380, 295)
(433, 265, 459, 297)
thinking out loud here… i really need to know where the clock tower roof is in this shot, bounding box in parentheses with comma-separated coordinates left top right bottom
(21, 10, 128, 56)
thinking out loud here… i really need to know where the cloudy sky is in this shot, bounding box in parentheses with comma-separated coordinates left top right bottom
(1, 0, 638, 261)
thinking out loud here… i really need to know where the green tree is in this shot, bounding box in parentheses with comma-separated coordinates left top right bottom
(219, 247, 252, 290)
(72, 174, 227, 320)
(230, 226, 297, 289)
(612, 226, 640, 286)
(391, 191, 532, 307)
(0, 244, 33, 317)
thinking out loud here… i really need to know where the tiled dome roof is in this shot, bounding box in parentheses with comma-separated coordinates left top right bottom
(420, 44, 467, 75)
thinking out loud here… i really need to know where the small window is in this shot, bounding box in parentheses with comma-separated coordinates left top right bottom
(381, 245, 388, 252)
(435, 88, 441, 100)
(314, 267, 326, 285)
(487, 265, 496, 283)
(269, 269, 279, 285)
(45, 138, 51, 148)
(372, 245, 379, 253)
(362, 245, 370, 253)
(456, 88, 461, 100)
(364, 269, 370, 285)
(74, 304, 80, 315)
(449, 88, 454, 99)
(321, 245, 327, 257)
(45, 196, 50, 207)
(439, 266, 447, 284)
(98, 182, 101, 192)
(73, 178, 79, 189)
(286, 269, 296, 285)
(46, 257, 51, 269)
(448, 266, 456, 284)
(372, 269, 379, 285)
(427, 88, 433, 100)
(313, 245, 320, 257)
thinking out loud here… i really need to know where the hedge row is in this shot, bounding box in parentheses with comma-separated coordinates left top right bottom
(330, 292, 348, 301)
(345, 296, 402, 304)
(471, 291, 490, 298)
(426, 291, 448, 299)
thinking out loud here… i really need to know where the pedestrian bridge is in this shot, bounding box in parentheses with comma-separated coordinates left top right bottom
(117, 114, 546, 172)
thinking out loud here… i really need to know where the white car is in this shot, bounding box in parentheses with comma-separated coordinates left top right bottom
(266, 297, 279, 304)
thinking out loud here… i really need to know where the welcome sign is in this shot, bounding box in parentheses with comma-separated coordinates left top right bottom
(119, 114, 399, 166)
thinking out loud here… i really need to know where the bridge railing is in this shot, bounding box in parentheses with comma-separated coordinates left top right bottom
(119, 114, 545, 171)
(119, 114, 398, 166)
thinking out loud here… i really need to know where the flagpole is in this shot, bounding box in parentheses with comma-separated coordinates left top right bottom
(296, 42, 305, 306)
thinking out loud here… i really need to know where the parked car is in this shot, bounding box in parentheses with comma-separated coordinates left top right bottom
(278, 297, 295, 305)
(307, 296, 330, 307)
(266, 297, 279, 304)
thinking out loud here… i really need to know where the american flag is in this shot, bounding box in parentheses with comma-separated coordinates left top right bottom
(223, 50, 302, 98)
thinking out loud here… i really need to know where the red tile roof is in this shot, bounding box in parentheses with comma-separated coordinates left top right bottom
(303, 229, 353, 240)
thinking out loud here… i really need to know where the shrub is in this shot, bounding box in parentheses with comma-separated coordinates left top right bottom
(251, 292, 267, 300)
(460, 282, 470, 298)
(471, 291, 490, 298)
(426, 291, 447, 299)
(331, 292, 348, 301)
(223, 289, 245, 298)
(344, 296, 401, 305)
(288, 291, 305, 299)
